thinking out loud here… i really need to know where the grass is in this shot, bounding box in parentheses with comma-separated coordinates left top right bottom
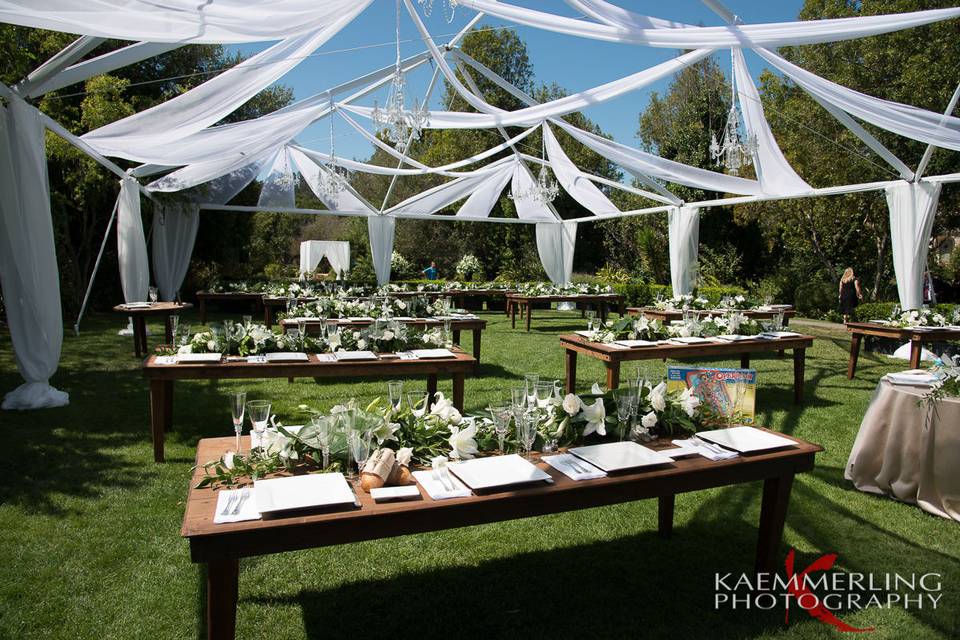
(0, 309, 958, 639)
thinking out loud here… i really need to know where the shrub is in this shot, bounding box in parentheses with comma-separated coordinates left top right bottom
(390, 251, 417, 280)
(595, 265, 632, 284)
(263, 263, 298, 281)
(348, 256, 377, 287)
(794, 280, 837, 318)
(697, 285, 748, 305)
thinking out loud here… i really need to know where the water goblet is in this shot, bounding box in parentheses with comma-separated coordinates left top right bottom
(310, 415, 336, 469)
(230, 391, 246, 452)
(169, 315, 179, 346)
(516, 411, 538, 461)
(443, 319, 453, 348)
(297, 319, 307, 350)
(245, 400, 271, 456)
(510, 386, 527, 413)
(489, 404, 512, 454)
(387, 380, 404, 410)
(407, 389, 429, 417)
(534, 381, 554, 408)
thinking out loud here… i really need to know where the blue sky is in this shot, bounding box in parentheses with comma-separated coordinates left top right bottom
(228, 1, 806, 162)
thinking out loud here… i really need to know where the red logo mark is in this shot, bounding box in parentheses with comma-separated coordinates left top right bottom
(784, 549, 875, 633)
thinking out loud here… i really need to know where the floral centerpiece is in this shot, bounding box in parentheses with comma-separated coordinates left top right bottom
(718, 294, 753, 310)
(584, 312, 762, 344)
(887, 307, 949, 328)
(654, 294, 711, 311)
(517, 282, 613, 296)
(174, 322, 320, 356)
(455, 254, 482, 281)
(921, 354, 960, 405)
(263, 281, 316, 298)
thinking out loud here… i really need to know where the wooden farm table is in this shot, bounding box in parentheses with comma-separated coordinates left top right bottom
(112, 302, 193, 357)
(559, 333, 814, 404)
(509, 294, 626, 332)
(196, 292, 263, 324)
(183, 431, 822, 640)
(445, 288, 514, 313)
(142, 350, 475, 463)
(845, 322, 960, 378)
(281, 316, 487, 369)
(261, 296, 318, 328)
(628, 306, 796, 325)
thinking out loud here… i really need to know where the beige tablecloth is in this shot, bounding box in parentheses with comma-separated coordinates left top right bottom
(845, 379, 960, 521)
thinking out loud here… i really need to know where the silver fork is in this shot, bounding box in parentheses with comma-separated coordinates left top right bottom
(692, 435, 727, 455)
(441, 467, 457, 492)
(231, 488, 250, 515)
(566, 456, 590, 474)
(219, 492, 239, 515)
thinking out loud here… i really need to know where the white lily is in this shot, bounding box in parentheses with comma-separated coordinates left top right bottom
(680, 388, 700, 417)
(430, 392, 462, 424)
(650, 382, 667, 412)
(448, 420, 479, 460)
(591, 382, 604, 395)
(580, 398, 607, 437)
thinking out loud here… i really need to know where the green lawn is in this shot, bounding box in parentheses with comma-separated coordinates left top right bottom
(0, 309, 957, 639)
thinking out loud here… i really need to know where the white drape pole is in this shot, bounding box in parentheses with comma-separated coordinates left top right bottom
(368, 215, 396, 285)
(73, 196, 119, 335)
(668, 205, 700, 296)
(885, 181, 942, 309)
(915, 81, 960, 180)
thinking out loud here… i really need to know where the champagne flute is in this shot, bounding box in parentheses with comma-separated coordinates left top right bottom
(489, 404, 512, 454)
(524, 373, 540, 409)
(510, 386, 527, 413)
(169, 315, 179, 346)
(310, 415, 336, 469)
(246, 400, 271, 456)
(388, 380, 404, 410)
(297, 319, 307, 350)
(347, 429, 373, 479)
(230, 391, 246, 453)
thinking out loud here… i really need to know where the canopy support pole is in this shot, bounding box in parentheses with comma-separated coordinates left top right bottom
(915, 80, 960, 180)
(14, 35, 105, 97)
(73, 195, 119, 335)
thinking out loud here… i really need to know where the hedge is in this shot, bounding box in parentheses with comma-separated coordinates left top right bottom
(854, 302, 958, 322)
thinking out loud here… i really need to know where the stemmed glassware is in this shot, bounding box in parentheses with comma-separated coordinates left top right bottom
(726, 380, 747, 427)
(586, 309, 596, 333)
(310, 415, 337, 469)
(443, 319, 453, 348)
(179, 324, 191, 347)
(169, 315, 179, 346)
(245, 400, 272, 456)
(148, 286, 158, 303)
(387, 380, 404, 410)
(223, 319, 234, 353)
(516, 411, 538, 461)
(347, 429, 373, 479)
(407, 389, 429, 417)
(614, 386, 638, 440)
(242, 314, 252, 328)
(534, 381, 554, 408)
(524, 373, 540, 409)
(488, 404, 512, 454)
(230, 391, 246, 452)
(297, 319, 308, 350)
(510, 386, 527, 413)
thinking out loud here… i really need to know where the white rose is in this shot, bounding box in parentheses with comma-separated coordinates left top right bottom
(397, 300, 407, 310)
(562, 393, 582, 416)
(382, 330, 395, 341)
(177, 345, 192, 354)
(650, 382, 667, 412)
(357, 339, 367, 351)
(206, 340, 217, 351)
(641, 411, 658, 429)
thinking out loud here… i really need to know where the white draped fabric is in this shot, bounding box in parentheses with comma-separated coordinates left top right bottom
(386, 159, 515, 215)
(543, 124, 619, 215)
(288, 148, 375, 213)
(299, 240, 350, 278)
(258, 149, 296, 210)
(668, 205, 700, 296)
(511, 164, 560, 221)
(0, 0, 372, 43)
(83, 12, 368, 158)
(151, 201, 200, 302)
(536, 222, 578, 285)
(117, 176, 149, 304)
(453, 0, 960, 48)
(0, 96, 68, 410)
(367, 216, 396, 286)
(455, 164, 515, 219)
(731, 49, 810, 196)
(885, 182, 942, 310)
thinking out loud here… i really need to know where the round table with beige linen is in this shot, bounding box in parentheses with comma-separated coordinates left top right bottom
(845, 379, 960, 521)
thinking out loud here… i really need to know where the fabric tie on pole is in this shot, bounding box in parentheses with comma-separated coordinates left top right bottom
(117, 175, 149, 303)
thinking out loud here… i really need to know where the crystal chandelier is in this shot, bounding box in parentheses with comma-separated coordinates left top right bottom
(418, 0, 457, 23)
(709, 58, 758, 176)
(372, 0, 430, 151)
(316, 104, 351, 206)
(508, 135, 560, 204)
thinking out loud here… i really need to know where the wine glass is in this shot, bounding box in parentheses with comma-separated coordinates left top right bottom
(169, 315, 179, 346)
(230, 391, 246, 453)
(179, 324, 191, 347)
(510, 386, 527, 413)
(347, 429, 373, 478)
(534, 381, 554, 408)
(443, 319, 453, 348)
(516, 411, 538, 461)
(614, 388, 633, 440)
(524, 373, 540, 408)
(310, 415, 336, 469)
(246, 400, 271, 456)
(407, 389, 429, 417)
(489, 404, 512, 454)
(586, 309, 596, 332)
(387, 380, 404, 410)
(297, 319, 307, 350)
(148, 286, 158, 303)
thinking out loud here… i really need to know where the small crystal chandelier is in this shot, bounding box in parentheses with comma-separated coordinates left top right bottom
(372, 0, 430, 151)
(709, 58, 758, 176)
(316, 104, 351, 205)
(509, 135, 560, 204)
(418, 0, 457, 23)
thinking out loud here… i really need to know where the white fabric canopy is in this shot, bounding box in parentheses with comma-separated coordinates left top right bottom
(511, 163, 561, 222)
(453, 0, 960, 48)
(536, 222, 578, 285)
(668, 205, 700, 296)
(288, 147, 375, 213)
(367, 216, 396, 286)
(151, 201, 200, 302)
(299, 240, 350, 278)
(258, 148, 296, 210)
(455, 164, 515, 219)
(386, 159, 515, 215)
(0, 96, 68, 409)
(885, 182, 942, 310)
(543, 124, 619, 215)
(117, 175, 149, 304)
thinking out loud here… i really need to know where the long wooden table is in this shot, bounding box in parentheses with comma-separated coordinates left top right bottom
(628, 306, 796, 325)
(445, 288, 514, 312)
(845, 321, 960, 378)
(142, 350, 475, 462)
(112, 302, 193, 357)
(508, 294, 626, 332)
(281, 316, 487, 370)
(261, 296, 318, 327)
(196, 292, 264, 324)
(183, 432, 822, 640)
(559, 333, 814, 404)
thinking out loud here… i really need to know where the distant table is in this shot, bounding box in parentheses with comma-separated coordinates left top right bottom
(846, 379, 960, 521)
(142, 349, 475, 462)
(628, 307, 796, 325)
(196, 292, 263, 324)
(845, 322, 960, 378)
(112, 302, 193, 357)
(446, 288, 514, 313)
(184, 431, 821, 640)
(559, 333, 814, 404)
(508, 294, 625, 332)
(282, 316, 487, 369)
(261, 296, 318, 328)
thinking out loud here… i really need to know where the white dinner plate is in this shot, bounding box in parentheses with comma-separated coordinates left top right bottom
(574, 330, 594, 338)
(447, 455, 552, 490)
(696, 426, 798, 454)
(334, 350, 378, 361)
(254, 473, 357, 514)
(613, 339, 657, 348)
(264, 352, 309, 362)
(409, 348, 455, 359)
(121, 302, 153, 309)
(759, 331, 802, 339)
(670, 336, 713, 344)
(715, 334, 753, 342)
(346, 316, 375, 322)
(569, 441, 673, 472)
(176, 352, 222, 363)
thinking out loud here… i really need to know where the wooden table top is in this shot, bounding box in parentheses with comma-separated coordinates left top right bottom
(182, 432, 822, 562)
(559, 332, 814, 362)
(508, 293, 624, 302)
(196, 291, 265, 299)
(142, 349, 476, 380)
(279, 317, 487, 329)
(845, 321, 960, 338)
(112, 302, 193, 315)
(628, 306, 796, 318)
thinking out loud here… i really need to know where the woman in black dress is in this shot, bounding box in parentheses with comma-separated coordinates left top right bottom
(838, 267, 862, 323)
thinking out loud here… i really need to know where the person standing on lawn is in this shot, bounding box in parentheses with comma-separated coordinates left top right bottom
(422, 261, 439, 280)
(838, 267, 863, 323)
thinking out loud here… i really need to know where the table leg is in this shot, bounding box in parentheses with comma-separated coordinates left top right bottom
(199, 298, 207, 325)
(427, 374, 438, 403)
(847, 333, 862, 379)
(792, 348, 806, 405)
(599, 302, 608, 324)
(658, 495, 675, 539)
(909, 338, 923, 370)
(525, 303, 532, 332)
(565, 349, 578, 394)
(472, 328, 482, 370)
(163, 380, 174, 433)
(754, 474, 795, 575)
(511, 300, 517, 329)
(452, 329, 461, 346)
(606, 360, 621, 390)
(452, 373, 465, 411)
(134, 317, 147, 358)
(740, 355, 750, 370)
(206, 558, 239, 640)
(619, 299, 625, 318)
(149, 379, 169, 463)
(263, 305, 272, 328)
(164, 315, 174, 346)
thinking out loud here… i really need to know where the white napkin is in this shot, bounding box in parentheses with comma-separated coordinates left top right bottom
(155, 356, 178, 365)
(885, 371, 938, 386)
(542, 454, 606, 480)
(412, 469, 471, 500)
(670, 439, 738, 461)
(213, 488, 260, 524)
(396, 351, 419, 360)
(317, 353, 336, 362)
